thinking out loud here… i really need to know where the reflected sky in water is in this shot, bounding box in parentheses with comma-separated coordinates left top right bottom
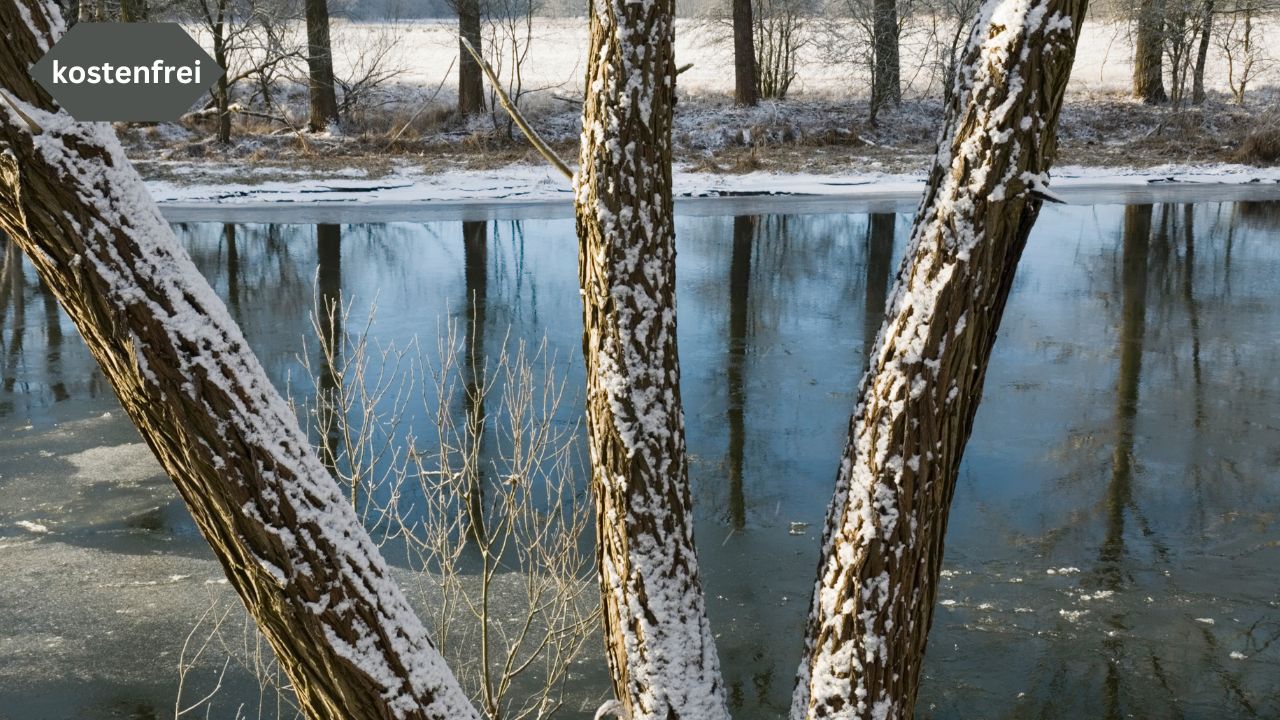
(1, 201, 1278, 719)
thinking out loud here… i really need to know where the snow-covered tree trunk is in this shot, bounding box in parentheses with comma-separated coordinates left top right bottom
(0, 3, 478, 719)
(790, 1, 1089, 718)
(574, 0, 730, 717)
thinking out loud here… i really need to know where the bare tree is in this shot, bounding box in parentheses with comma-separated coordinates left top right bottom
(791, 0, 1090, 717)
(871, 0, 901, 115)
(304, 0, 339, 131)
(1216, 0, 1274, 105)
(0, 2, 479, 718)
(754, 0, 811, 99)
(574, 0, 730, 715)
(1191, 0, 1214, 103)
(456, 0, 486, 114)
(1133, 0, 1169, 102)
(734, 0, 760, 105)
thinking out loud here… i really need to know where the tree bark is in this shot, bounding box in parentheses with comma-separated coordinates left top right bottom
(790, 1, 1090, 718)
(0, 3, 478, 719)
(305, 0, 340, 131)
(211, 7, 232, 144)
(870, 0, 901, 118)
(732, 0, 759, 106)
(574, 0, 729, 716)
(457, 0, 485, 115)
(1133, 0, 1168, 103)
(1191, 0, 1213, 104)
(118, 0, 145, 21)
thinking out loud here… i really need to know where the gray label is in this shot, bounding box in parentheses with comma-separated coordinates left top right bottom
(31, 23, 224, 122)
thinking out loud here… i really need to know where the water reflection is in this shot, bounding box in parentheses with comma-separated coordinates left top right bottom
(727, 215, 753, 530)
(1, 201, 1278, 719)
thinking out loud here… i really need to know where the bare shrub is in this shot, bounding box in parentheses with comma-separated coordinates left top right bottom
(177, 296, 598, 720)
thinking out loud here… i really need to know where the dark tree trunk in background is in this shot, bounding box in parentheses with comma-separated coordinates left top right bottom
(727, 215, 754, 530)
(862, 213, 895, 369)
(118, 0, 145, 21)
(457, 0, 485, 115)
(460, 220, 488, 546)
(791, 0, 1091, 717)
(305, 0, 340, 131)
(315, 224, 344, 486)
(0, 3, 479, 718)
(1099, 204, 1151, 589)
(1134, 0, 1168, 103)
(732, 0, 759, 106)
(1191, 0, 1213, 104)
(211, 14, 232, 144)
(870, 0, 901, 118)
(223, 224, 241, 320)
(574, 0, 729, 714)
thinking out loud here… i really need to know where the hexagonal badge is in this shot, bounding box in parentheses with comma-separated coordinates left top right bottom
(30, 23, 224, 122)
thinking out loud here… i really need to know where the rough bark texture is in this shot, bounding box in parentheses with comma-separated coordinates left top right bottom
(574, 0, 729, 717)
(790, 1, 1089, 718)
(305, 0, 340, 131)
(732, 0, 759, 106)
(457, 0, 485, 115)
(0, 3, 478, 719)
(1133, 0, 1168, 103)
(870, 0, 901, 117)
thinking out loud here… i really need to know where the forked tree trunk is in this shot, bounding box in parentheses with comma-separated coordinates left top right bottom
(791, 1, 1089, 718)
(457, 0, 485, 115)
(305, 0, 340, 132)
(574, 0, 729, 717)
(732, 0, 758, 106)
(0, 3, 477, 719)
(1133, 0, 1168, 103)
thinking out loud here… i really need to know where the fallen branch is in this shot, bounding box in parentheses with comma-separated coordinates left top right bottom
(459, 37, 573, 181)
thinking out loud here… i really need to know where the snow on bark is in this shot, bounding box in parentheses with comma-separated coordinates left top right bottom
(574, 0, 730, 718)
(790, 1, 1088, 718)
(0, 3, 477, 719)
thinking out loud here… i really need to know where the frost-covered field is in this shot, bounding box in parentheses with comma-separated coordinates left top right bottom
(276, 16, 1280, 103)
(148, 16, 1280, 201)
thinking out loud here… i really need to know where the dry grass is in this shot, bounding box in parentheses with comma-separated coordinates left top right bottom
(1234, 126, 1280, 165)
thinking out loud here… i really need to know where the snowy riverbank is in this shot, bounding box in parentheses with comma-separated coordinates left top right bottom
(147, 162, 1280, 221)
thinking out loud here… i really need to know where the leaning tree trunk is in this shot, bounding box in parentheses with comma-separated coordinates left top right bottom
(1191, 0, 1213, 104)
(790, 1, 1089, 718)
(0, 3, 478, 719)
(574, 0, 729, 717)
(1133, 0, 1168, 103)
(305, 0, 340, 132)
(870, 0, 901, 118)
(732, 0, 759, 106)
(457, 0, 485, 115)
